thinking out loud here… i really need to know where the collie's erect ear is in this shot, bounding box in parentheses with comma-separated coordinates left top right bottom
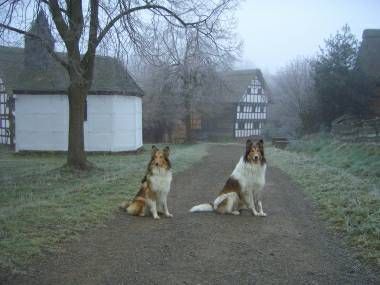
(257, 139, 265, 156)
(151, 145, 159, 156)
(257, 139, 264, 148)
(246, 139, 253, 152)
(163, 146, 170, 157)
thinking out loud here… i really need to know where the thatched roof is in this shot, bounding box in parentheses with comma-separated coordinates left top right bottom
(0, 45, 143, 96)
(218, 69, 268, 103)
(357, 29, 380, 81)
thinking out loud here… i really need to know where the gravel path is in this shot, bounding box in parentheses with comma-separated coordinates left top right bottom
(5, 144, 379, 284)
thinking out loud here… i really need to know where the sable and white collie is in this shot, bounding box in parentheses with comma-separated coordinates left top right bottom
(190, 139, 267, 216)
(119, 145, 173, 219)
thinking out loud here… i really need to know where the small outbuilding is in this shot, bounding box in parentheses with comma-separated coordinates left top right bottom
(0, 12, 143, 152)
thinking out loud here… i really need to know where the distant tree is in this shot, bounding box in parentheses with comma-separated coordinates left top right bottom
(138, 24, 238, 143)
(139, 58, 233, 143)
(313, 24, 373, 129)
(139, 64, 185, 142)
(269, 58, 318, 136)
(165, 29, 238, 142)
(0, 0, 238, 170)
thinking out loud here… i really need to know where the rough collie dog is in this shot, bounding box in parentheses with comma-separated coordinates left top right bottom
(119, 145, 173, 219)
(190, 139, 267, 216)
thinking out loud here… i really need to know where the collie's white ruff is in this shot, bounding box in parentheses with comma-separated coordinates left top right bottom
(149, 168, 173, 216)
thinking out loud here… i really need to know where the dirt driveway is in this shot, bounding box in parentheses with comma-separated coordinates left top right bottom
(5, 144, 379, 284)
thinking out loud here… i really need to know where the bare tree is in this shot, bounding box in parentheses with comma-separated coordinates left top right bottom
(268, 57, 318, 136)
(151, 25, 238, 142)
(0, 0, 238, 169)
(139, 64, 186, 143)
(139, 58, 232, 143)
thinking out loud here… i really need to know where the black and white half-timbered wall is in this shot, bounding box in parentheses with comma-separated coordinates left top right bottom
(175, 69, 269, 142)
(234, 73, 268, 138)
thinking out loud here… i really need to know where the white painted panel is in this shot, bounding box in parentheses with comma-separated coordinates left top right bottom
(87, 95, 113, 115)
(16, 95, 67, 115)
(111, 96, 142, 151)
(85, 114, 113, 133)
(135, 98, 143, 147)
(16, 130, 67, 150)
(113, 114, 136, 131)
(84, 95, 113, 151)
(113, 96, 136, 115)
(15, 94, 69, 151)
(17, 114, 66, 132)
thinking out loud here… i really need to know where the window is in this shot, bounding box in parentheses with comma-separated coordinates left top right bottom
(247, 87, 251, 94)
(257, 87, 262, 95)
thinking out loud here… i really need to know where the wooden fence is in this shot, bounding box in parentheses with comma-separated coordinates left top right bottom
(331, 117, 380, 141)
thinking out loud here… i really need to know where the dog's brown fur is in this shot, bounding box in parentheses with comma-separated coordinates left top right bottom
(119, 145, 172, 219)
(190, 139, 267, 216)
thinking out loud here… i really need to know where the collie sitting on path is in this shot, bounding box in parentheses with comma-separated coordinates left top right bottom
(119, 145, 173, 219)
(190, 139, 267, 216)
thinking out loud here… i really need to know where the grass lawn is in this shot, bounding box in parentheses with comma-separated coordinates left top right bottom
(0, 144, 209, 272)
(267, 137, 380, 267)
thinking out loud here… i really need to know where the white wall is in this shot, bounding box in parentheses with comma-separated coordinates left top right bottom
(84, 95, 143, 151)
(15, 94, 69, 151)
(15, 94, 142, 152)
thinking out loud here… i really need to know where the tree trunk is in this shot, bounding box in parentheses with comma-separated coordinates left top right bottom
(184, 96, 193, 143)
(67, 83, 89, 170)
(183, 79, 194, 143)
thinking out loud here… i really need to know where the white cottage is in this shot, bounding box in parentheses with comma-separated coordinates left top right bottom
(0, 12, 143, 152)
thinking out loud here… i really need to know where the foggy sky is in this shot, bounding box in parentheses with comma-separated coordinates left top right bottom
(235, 0, 380, 74)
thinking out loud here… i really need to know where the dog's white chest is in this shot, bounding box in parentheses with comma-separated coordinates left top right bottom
(150, 169, 172, 194)
(232, 157, 266, 191)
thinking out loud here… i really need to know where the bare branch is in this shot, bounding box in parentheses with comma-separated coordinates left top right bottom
(95, 3, 211, 49)
(81, 0, 99, 83)
(46, 0, 69, 43)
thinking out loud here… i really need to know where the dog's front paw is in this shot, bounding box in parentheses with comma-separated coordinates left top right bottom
(252, 210, 259, 216)
(153, 215, 160, 220)
(258, 212, 267, 217)
(165, 213, 173, 218)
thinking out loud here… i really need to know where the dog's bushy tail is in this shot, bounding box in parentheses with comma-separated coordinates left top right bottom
(119, 200, 145, 216)
(119, 201, 131, 211)
(189, 203, 213, 213)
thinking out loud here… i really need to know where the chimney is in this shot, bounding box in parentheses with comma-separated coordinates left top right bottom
(24, 11, 55, 70)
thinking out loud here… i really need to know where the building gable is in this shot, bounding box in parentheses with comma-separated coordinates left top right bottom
(232, 70, 269, 138)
